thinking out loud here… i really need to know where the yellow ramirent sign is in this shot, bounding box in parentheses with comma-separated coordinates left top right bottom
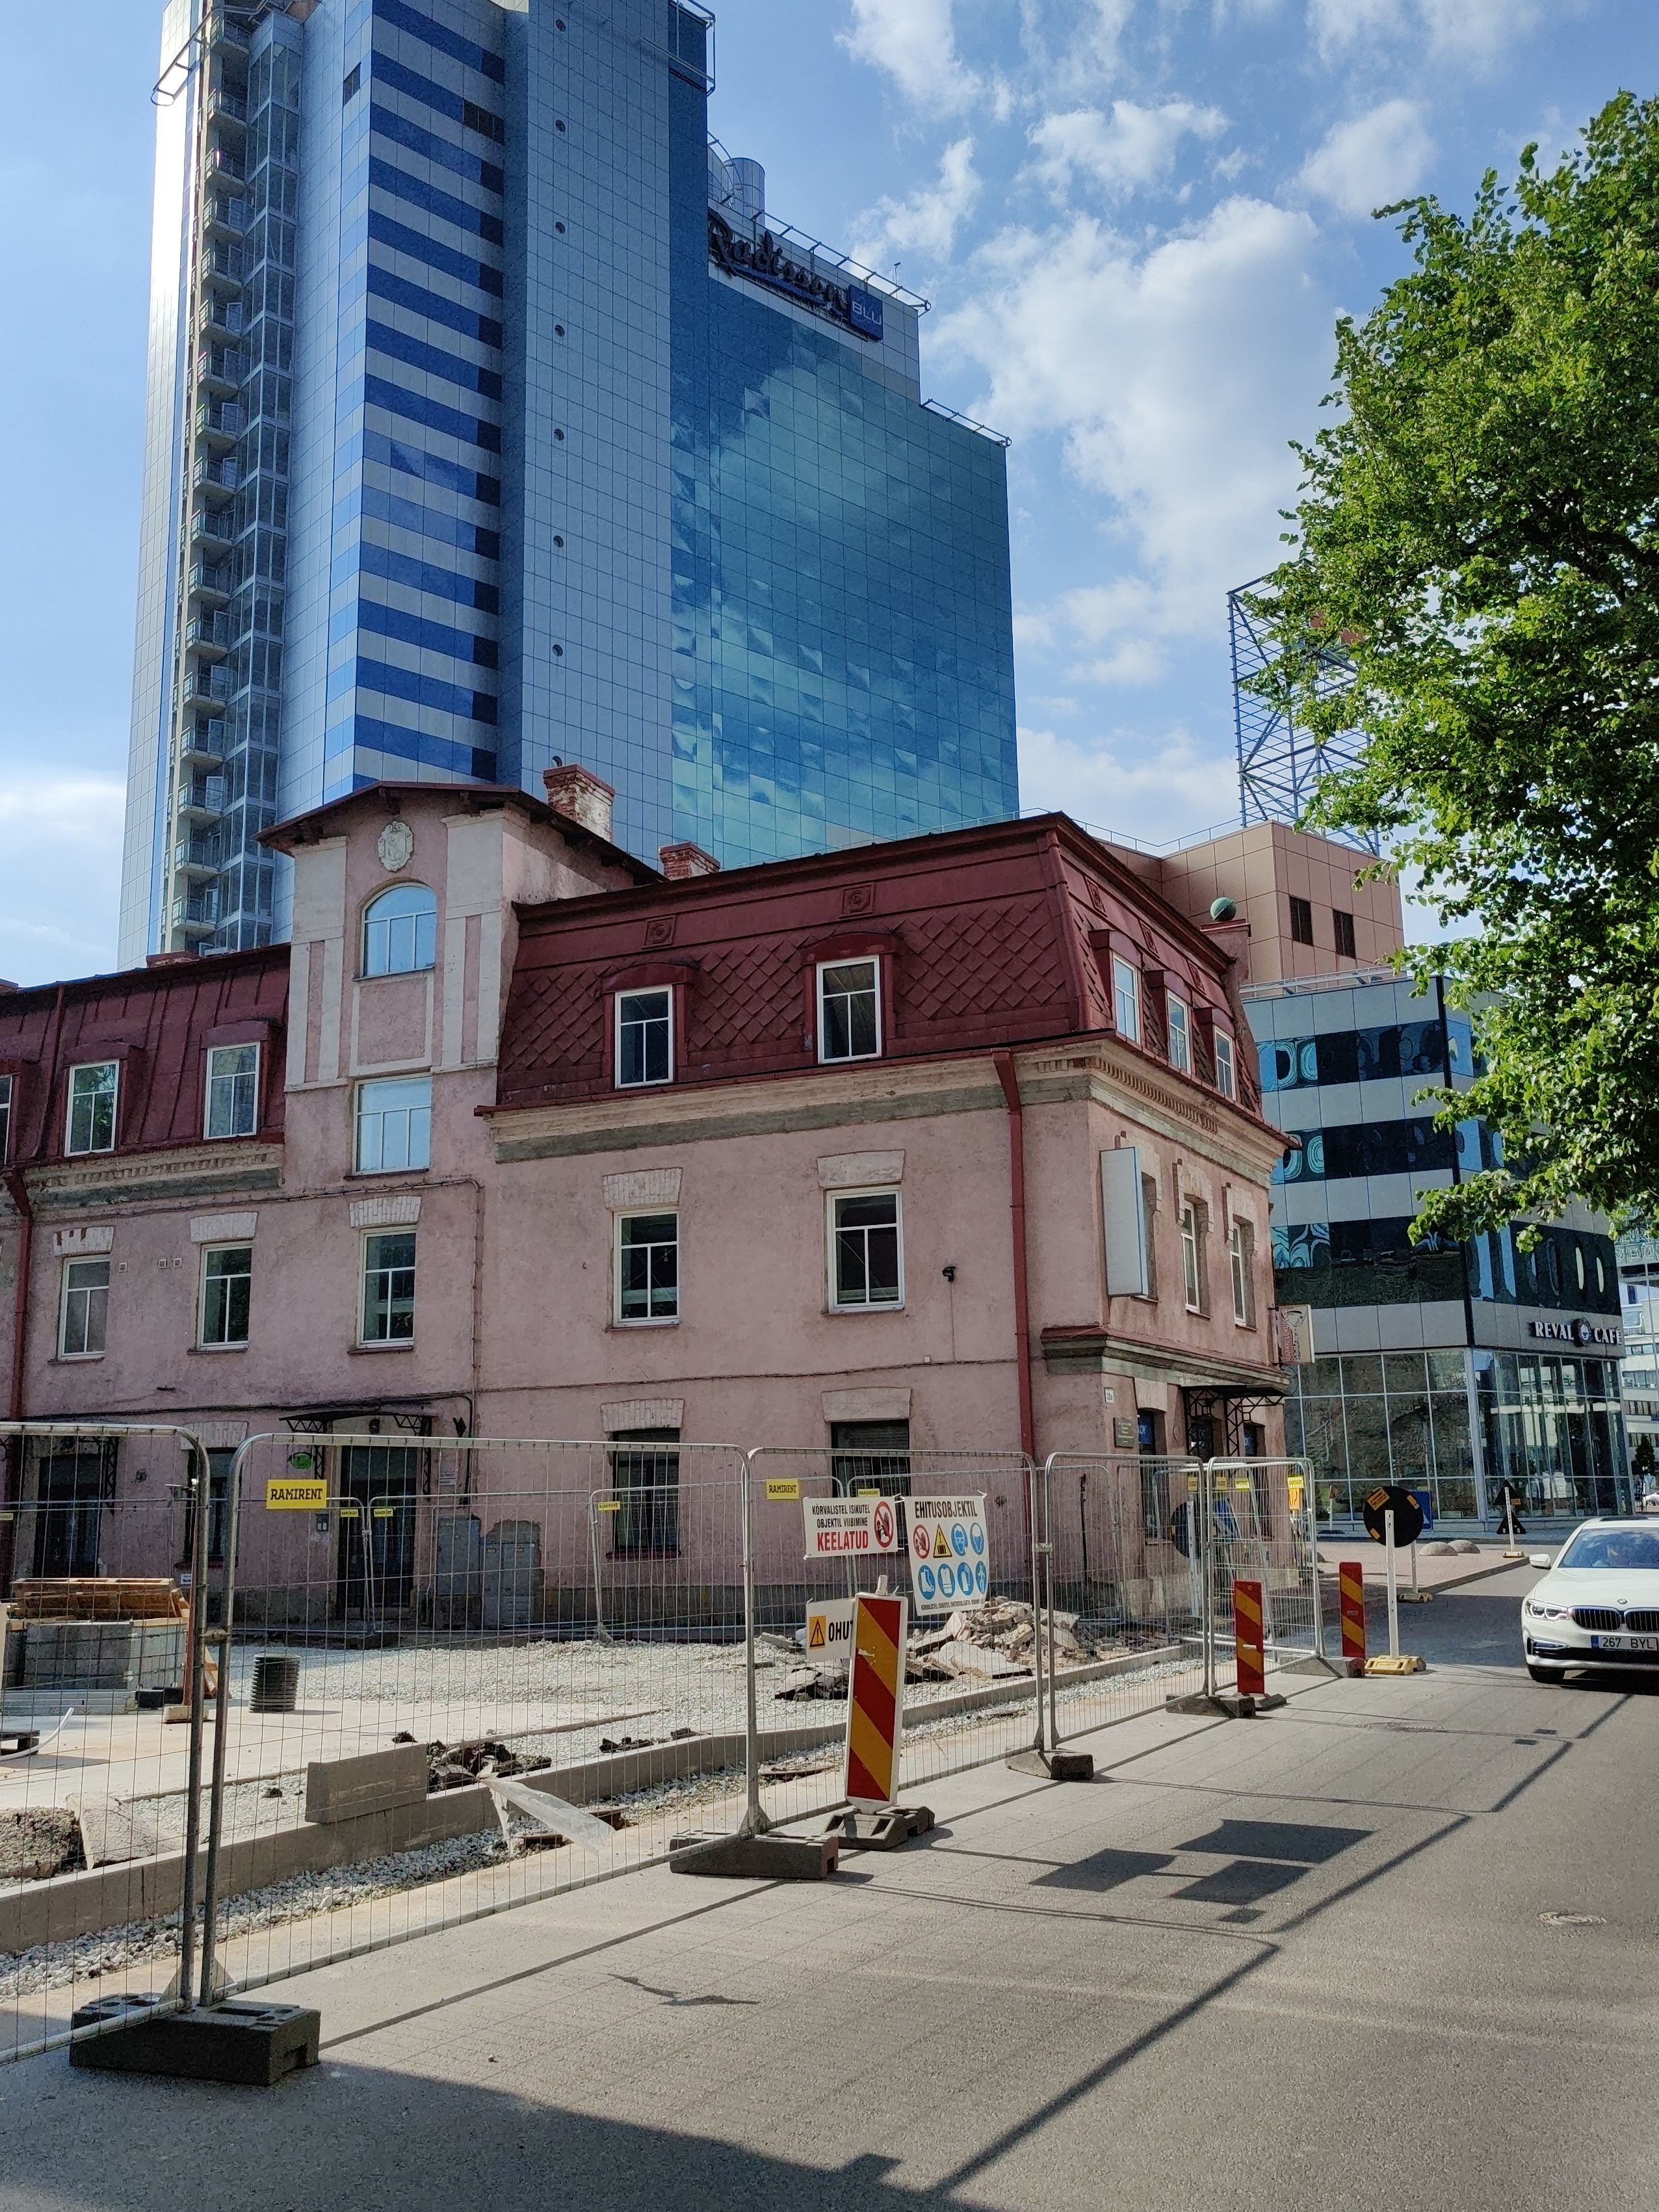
(266, 1476, 328, 1512)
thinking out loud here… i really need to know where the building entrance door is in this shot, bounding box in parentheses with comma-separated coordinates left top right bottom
(31, 1446, 111, 1578)
(335, 1445, 418, 1617)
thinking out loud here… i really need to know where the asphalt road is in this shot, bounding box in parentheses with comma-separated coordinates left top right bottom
(2, 1564, 1656, 2212)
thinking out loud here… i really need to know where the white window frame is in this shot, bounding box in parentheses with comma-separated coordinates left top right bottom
(827, 1186, 904, 1313)
(816, 958, 883, 1064)
(1213, 1029, 1236, 1100)
(614, 988, 674, 1089)
(66, 1060, 119, 1157)
(361, 884, 438, 977)
(0, 1072, 12, 1165)
(199, 1242, 253, 1349)
(203, 1042, 260, 1140)
(614, 1209, 680, 1326)
(59, 1256, 109, 1358)
(1166, 994, 1190, 1074)
(1112, 958, 1140, 1046)
(1229, 1218, 1255, 1328)
(1180, 1200, 1205, 1315)
(361, 1229, 417, 1345)
(354, 1075, 432, 1174)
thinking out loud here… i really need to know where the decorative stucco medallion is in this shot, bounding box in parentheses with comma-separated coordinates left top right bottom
(376, 819, 414, 872)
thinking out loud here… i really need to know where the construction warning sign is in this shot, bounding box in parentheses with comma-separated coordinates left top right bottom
(764, 1477, 801, 1502)
(907, 1495, 989, 1614)
(845, 1592, 908, 1809)
(1233, 1577, 1266, 1697)
(805, 1597, 857, 1664)
(802, 1494, 900, 1560)
(265, 1476, 328, 1512)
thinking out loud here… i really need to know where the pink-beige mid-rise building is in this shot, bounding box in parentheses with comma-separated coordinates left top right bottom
(0, 775, 1320, 1620)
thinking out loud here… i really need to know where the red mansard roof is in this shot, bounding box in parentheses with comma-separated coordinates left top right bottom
(493, 814, 1255, 1113)
(0, 947, 289, 1165)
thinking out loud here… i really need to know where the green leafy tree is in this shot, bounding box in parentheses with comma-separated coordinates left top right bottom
(1255, 92, 1659, 1243)
(1632, 1433, 1657, 1490)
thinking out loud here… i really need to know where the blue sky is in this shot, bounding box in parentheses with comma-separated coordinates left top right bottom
(0, 0, 1652, 984)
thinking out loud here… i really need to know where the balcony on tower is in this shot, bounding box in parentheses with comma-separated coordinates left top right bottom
(173, 832, 222, 882)
(181, 661, 230, 707)
(190, 505, 236, 555)
(197, 347, 243, 397)
(171, 884, 221, 943)
(178, 772, 228, 826)
(198, 293, 243, 343)
(203, 194, 247, 242)
(185, 609, 231, 661)
(179, 720, 226, 770)
(187, 560, 233, 608)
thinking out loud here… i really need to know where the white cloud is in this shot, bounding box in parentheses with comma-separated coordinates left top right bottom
(852, 138, 981, 268)
(937, 198, 1330, 644)
(1300, 99, 1434, 217)
(1306, 0, 1550, 69)
(1028, 101, 1228, 202)
(839, 0, 983, 113)
(0, 770, 124, 987)
(1017, 722, 1240, 843)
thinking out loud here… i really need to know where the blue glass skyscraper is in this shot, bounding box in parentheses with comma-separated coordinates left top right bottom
(120, 0, 1018, 962)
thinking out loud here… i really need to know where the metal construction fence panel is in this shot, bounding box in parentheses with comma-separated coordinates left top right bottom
(0, 1426, 753, 2064)
(1032, 1454, 1322, 1742)
(0, 1426, 1320, 2067)
(1034, 1455, 1206, 1742)
(1200, 1459, 1324, 1695)
(1, 1423, 221, 2065)
(744, 1447, 1039, 1830)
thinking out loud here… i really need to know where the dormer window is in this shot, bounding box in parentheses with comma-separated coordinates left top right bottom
(1213, 1030, 1236, 1100)
(818, 958, 880, 1063)
(363, 884, 437, 977)
(1166, 994, 1191, 1074)
(616, 988, 672, 1087)
(1112, 958, 1140, 1045)
(66, 1061, 118, 1156)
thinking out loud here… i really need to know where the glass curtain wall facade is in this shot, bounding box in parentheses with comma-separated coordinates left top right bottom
(1248, 971, 1629, 1527)
(122, 0, 1018, 962)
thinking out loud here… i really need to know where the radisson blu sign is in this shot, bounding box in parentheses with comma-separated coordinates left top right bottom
(709, 212, 884, 343)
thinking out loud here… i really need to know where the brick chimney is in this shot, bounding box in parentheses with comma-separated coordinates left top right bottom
(542, 762, 616, 842)
(658, 841, 720, 880)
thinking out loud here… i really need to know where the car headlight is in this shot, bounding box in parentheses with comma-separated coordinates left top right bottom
(1527, 1600, 1569, 1619)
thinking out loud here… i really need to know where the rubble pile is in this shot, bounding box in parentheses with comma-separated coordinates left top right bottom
(420, 1738, 554, 1794)
(0, 1806, 85, 1884)
(772, 1597, 1132, 1700)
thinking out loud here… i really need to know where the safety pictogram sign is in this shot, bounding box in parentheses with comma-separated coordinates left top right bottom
(906, 1495, 989, 1614)
(805, 1597, 857, 1664)
(1233, 1577, 1266, 1697)
(1338, 1559, 1367, 1665)
(803, 1494, 900, 1559)
(845, 1592, 908, 1808)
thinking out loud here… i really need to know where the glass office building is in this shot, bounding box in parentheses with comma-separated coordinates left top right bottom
(120, 0, 1017, 961)
(1245, 971, 1629, 1527)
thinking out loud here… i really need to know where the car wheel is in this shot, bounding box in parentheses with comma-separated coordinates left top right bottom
(1527, 1664, 1565, 1684)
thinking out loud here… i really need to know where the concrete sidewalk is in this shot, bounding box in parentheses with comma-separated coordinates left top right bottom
(3, 1569, 1656, 2212)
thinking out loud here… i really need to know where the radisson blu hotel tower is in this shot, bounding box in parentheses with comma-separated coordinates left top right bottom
(119, 0, 1019, 960)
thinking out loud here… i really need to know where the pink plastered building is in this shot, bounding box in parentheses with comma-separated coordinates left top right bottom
(0, 776, 1290, 1622)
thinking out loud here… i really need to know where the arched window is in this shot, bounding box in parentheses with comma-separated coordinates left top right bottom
(362, 884, 437, 977)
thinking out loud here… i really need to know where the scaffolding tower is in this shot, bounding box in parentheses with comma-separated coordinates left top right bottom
(1229, 578, 1379, 855)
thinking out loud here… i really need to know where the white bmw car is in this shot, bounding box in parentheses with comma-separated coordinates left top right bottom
(1522, 1518, 1659, 1682)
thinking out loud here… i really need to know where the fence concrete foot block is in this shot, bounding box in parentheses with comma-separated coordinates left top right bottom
(69, 2000, 321, 2087)
(823, 1804, 935, 1849)
(1165, 1691, 1286, 1718)
(1005, 1749, 1095, 1781)
(669, 1831, 839, 1880)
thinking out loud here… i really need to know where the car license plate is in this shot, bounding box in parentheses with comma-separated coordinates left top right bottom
(1589, 1635, 1659, 1652)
